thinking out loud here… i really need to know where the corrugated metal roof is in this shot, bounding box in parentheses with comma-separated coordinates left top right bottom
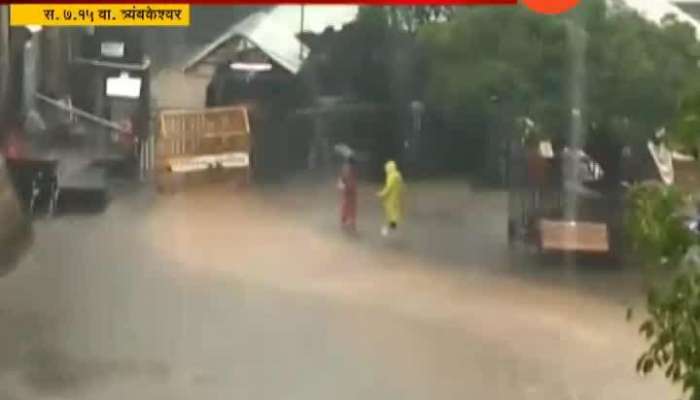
(673, 2, 700, 21)
(183, 6, 358, 76)
(184, 11, 306, 75)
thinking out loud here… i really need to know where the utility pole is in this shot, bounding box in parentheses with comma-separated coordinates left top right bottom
(0, 5, 10, 126)
(299, 5, 304, 60)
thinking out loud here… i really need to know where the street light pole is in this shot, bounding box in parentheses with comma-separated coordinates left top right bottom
(299, 5, 305, 61)
(0, 5, 9, 124)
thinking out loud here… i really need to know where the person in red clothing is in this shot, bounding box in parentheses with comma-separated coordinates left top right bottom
(337, 155, 358, 232)
(2, 126, 25, 160)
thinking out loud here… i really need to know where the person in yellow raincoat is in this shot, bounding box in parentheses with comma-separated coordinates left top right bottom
(377, 160, 404, 237)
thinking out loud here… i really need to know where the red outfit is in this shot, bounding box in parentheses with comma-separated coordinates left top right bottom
(3, 133, 24, 159)
(339, 164, 358, 229)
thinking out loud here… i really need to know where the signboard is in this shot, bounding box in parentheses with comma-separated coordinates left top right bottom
(230, 62, 272, 72)
(106, 73, 142, 99)
(648, 141, 674, 185)
(101, 41, 125, 58)
(168, 152, 249, 173)
(539, 141, 554, 159)
(159, 106, 250, 140)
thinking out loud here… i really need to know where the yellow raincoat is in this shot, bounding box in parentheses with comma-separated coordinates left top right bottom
(378, 160, 404, 224)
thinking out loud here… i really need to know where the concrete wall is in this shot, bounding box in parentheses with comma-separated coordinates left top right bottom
(151, 68, 210, 110)
(142, 26, 212, 111)
(40, 28, 69, 98)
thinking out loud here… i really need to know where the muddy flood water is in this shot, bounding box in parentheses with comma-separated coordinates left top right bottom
(0, 179, 674, 399)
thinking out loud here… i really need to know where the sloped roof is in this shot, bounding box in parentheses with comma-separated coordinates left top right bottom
(673, 2, 700, 21)
(183, 6, 358, 75)
(184, 11, 307, 75)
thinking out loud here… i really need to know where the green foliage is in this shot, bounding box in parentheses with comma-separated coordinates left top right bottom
(384, 6, 455, 33)
(625, 182, 700, 397)
(417, 1, 700, 148)
(313, 7, 421, 104)
(320, 2, 700, 175)
(671, 79, 700, 153)
(356, 6, 390, 33)
(636, 247, 700, 398)
(587, 11, 699, 145)
(625, 182, 695, 267)
(418, 6, 552, 117)
(356, 6, 454, 34)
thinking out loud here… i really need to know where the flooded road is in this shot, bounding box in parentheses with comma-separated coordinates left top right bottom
(0, 180, 673, 399)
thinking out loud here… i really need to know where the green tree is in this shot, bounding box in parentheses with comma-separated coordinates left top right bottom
(626, 183, 694, 267)
(671, 77, 700, 154)
(312, 6, 421, 103)
(385, 6, 455, 33)
(625, 182, 700, 398)
(416, 1, 700, 175)
(586, 11, 699, 145)
(417, 6, 566, 173)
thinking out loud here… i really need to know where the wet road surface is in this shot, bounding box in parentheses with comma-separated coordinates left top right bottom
(0, 180, 674, 399)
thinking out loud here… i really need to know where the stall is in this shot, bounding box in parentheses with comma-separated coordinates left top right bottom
(507, 139, 623, 261)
